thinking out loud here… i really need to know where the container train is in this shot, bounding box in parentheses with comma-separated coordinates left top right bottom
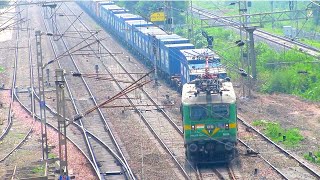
(77, 0, 227, 91)
(77, 0, 237, 163)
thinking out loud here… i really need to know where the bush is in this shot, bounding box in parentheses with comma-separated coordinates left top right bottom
(304, 150, 320, 165)
(252, 120, 304, 147)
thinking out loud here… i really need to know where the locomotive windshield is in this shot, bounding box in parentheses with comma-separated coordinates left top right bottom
(211, 104, 229, 119)
(190, 105, 208, 120)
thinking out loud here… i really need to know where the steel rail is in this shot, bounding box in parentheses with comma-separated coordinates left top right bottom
(51, 17, 132, 180)
(69, 3, 185, 135)
(238, 116, 320, 179)
(237, 138, 289, 180)
(0, 7, 17, 141)
(32, 91, 131, 171)
(227, 166, 237, 180)
(42, 12, 102, 179)
(192, 5, 320, 179)
(0, 5, 35, 163)
(44, 6, 134, 179)
(196, 164, 235, 180)
(14, 89, 96, 177)
(65, 2, 191, 179)
(191, 6, 320, 58)
(212, 168, 225, 180)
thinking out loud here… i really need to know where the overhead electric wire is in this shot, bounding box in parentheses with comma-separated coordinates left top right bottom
(70, 69, 154, 123)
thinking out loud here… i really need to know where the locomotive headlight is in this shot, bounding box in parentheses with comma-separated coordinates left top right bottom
(191, 125, 195, 130)
(225, 123, 229, 130)
(189, 143, 198, 152)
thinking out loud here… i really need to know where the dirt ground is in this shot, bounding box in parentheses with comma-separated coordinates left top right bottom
(235, 85, 320, 168)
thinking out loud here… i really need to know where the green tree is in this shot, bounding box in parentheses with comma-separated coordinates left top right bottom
(117, 1, 188, 25)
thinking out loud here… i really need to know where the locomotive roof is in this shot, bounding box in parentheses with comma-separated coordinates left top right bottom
(181, 48, 220, 61)
(181, 81, 236, 105)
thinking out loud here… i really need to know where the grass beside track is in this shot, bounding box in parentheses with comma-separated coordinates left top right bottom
(252, 120, 304, 147)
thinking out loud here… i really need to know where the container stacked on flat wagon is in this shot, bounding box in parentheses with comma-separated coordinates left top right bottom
(77, 1, 228, 93)
(151, 35, 190, 81)
(179, 48, 227, 85)
(78, 1, 114, 18)
(132, 26, 167, 61)
(100, 4, 129, 31)
(124, 20, 153, 48)
(113, 13, 143, 41)
(160, 43, 195, 91)
(147, 34, 188, 67)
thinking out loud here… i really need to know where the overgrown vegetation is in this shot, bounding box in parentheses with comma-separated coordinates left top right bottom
(48, 153, 56, 159)
(304, 150, 320, 165)
(193, 1, 320, 51)
(32, 165, 45, 174)
(176, 17, 320, 101)
(117, 1, 188, 25)
(127, 1, 320, 101)
(252, 120, 304, 147)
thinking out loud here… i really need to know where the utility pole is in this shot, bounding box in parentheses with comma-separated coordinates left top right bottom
(246, 27, 256, 80)
(271, 1, 274, 29)
(35, 31, 49, 162)
(169, 1, 173, 34)
(55, 69, 69, 178)
(238, 1, 246, 97)
(42, 4, 57, 38)
(245, 26, 256, 98)
(295, 0, 298, 39)
(190, 0, 194, 44)
(163, 0, 167, 32)
(152, 35, 158, 86)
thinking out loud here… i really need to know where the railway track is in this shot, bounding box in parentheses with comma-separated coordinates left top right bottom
(237, 116, 320, 180)
(40, 3, 135, 180)
(62, 2, 197, 179)
(70, 2, 320, 179)
(191, 6, 320, 58)
(197, 164, 237, 180)
(0, 5, 34, 163)
(3, 165, 17, 180)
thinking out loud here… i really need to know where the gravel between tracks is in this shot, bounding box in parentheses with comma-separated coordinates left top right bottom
(0, 4, 97, 179)
(0, 88, 96, 179)
(237, 89, 320, 172)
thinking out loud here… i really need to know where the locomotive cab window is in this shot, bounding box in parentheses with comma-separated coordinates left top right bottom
(190, 105, 208, 121)
(211, 104, 229, 119)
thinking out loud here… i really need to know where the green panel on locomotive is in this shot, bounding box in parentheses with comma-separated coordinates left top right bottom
(181, 79, 237, 163)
